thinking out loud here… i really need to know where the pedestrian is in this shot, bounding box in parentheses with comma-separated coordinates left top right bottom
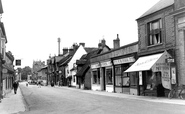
(51, 81, 54, 87)
(38, 81, 41, 88)
(13, 81, 19, 94)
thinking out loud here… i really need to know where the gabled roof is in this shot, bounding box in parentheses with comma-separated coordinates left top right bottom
(76, 49, 102, 77)
(59, 55, 72, 66)
(137, 0, 174, 20)
(0, 22, 7, 43)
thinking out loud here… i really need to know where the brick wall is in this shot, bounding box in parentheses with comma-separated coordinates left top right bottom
(137, 6, 175, 55)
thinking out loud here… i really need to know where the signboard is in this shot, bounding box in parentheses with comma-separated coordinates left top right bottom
(167, 58, 174, 63)
(139, 71, 142, 85)
(113, 57, 135, 65)
(171, 67, 176, 84)
(15, 59, 21, 66)
(100, 61, 112, 67)
(91, 63, 100, 69)
(161, 66, 171, 90)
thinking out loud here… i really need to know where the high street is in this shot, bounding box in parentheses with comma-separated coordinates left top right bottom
(18, 82, 185, 114)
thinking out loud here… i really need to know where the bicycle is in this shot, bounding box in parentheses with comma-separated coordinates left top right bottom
(168, 84, 185, 99)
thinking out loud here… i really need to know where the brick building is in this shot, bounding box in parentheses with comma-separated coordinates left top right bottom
(125, 0, 185, 97)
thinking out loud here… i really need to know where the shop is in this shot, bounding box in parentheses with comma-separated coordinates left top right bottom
(100, 60, 113, 92)
(113, 56, 137, 94)
(91, 62, 101, 91)
(125, 51, 174, 97)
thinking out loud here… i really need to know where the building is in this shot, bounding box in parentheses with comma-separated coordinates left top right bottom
(37, 66, 48, 86)
(125, 0, 185, 97)
(76, 48, 102, 90)
(2, 51, 15, 97)
(90, 35, 138, 94)
(32, 60, 45, 81)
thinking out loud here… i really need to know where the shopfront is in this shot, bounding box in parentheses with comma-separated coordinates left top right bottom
(100, 60, 113, 92)
(125, 51, 173, 97)
(113, 56, 136, 94)
(91, 62, 101, 91)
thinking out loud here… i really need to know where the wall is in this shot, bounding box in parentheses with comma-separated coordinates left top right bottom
(137, 6, 175, 55)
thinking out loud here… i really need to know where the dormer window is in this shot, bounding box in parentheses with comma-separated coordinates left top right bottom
(148, 19, 162, 46)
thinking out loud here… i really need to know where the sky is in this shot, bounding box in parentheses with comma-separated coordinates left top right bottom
(1, 0, 160, 68)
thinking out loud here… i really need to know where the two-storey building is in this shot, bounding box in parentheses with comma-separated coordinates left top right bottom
(125, 0, 185, 97)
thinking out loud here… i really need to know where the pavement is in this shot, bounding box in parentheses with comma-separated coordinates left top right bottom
(1, 84, 185, 114)
(0, 87, 26, 114)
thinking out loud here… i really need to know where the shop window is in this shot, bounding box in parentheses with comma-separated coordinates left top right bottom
(130, 72, 137, 86)
(147, 19, 162, 46)
(115, 65, 129, 87)
(122, 73, 129, 86)
(92, 71, 97, 84)
(146, 71, 162, 90)
(115, 66, 121, 86)
(106, 69, 112, 85)
(92, 70, 100, 84)
(73, 76, 75, 82)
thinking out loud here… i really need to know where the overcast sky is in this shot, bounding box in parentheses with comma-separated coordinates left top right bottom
(1, 0, 160, 68)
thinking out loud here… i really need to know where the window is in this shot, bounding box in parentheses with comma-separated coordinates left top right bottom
(115, 66, 121, 86)
(92, 71, 97, 84)
(92, 70, 100, 84)
(148, 19, 162, 46)
(106, 69, 112, 85)
(115, 65, 130, 87)
(130, 72, 137, 86)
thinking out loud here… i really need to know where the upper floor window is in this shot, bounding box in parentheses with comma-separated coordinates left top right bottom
(148, 19, 162, 46)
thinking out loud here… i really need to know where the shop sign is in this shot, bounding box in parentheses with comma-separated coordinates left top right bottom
(161, 66, 171, 90)
(91, 63, 100, 69)
(167, 58, 174, 63)
(171, 67, 176, 84)
(139, 71, 142, 85)
(113, 57, 135, 65)
(101, 61, 112, 67)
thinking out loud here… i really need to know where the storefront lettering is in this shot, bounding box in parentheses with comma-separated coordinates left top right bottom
(113, 57, 135, 65)
(136, 57, 158, 66)
(101, 61, 112, 67)
(91, 63, 100, 69)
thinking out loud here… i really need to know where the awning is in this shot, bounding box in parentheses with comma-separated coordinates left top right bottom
(125, 51, 171, 72)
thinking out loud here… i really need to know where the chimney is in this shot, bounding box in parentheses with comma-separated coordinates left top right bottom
(101, 39, 106, 46)
(113, 34, 120, 49)
(79, 42, 85, 47)
(174, 0, 185, 10)
(69, 48, 74, 54)
(63, 48, 68, 55)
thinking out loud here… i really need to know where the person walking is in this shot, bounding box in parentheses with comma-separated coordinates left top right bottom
(13, 81, 19, 94)
(38, 81, 41, 88)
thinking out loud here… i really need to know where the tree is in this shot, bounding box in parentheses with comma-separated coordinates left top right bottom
(21, 66, 32, 80)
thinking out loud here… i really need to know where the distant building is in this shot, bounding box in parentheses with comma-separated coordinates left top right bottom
(32, 60, 45, 80)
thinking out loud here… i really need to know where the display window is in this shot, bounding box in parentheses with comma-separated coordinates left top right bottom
(106, 69, 112, 85)
(145, 71, 162, 90)
(130, 72, 137, 86)
(115, 65, 130, 87)
(92, 69, 100, 84)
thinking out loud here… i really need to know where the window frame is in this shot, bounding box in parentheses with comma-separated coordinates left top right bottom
(147, 19, 162, 46)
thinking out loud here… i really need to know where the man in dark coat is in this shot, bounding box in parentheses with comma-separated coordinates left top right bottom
(13, 81, 19, 94)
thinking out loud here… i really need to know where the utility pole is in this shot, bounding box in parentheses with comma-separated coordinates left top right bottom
(58, 38, 61, 56)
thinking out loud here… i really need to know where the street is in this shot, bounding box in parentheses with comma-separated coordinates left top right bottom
(19, 83, 185, 114)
